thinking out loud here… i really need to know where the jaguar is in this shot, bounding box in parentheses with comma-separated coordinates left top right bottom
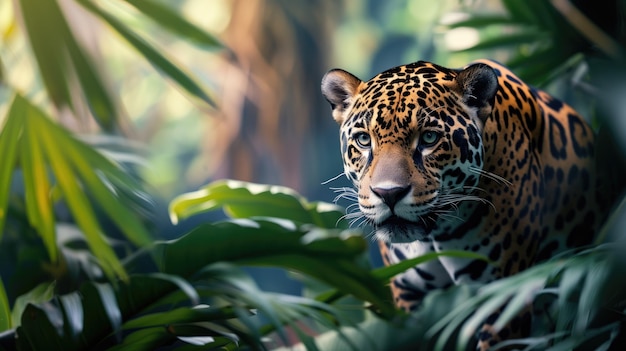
(321, 59, 619, 350)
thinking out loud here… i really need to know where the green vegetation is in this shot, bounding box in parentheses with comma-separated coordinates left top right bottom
(1, 0, 625, 350)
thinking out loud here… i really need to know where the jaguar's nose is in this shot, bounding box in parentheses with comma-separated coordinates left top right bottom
(370, 185, 411, 209)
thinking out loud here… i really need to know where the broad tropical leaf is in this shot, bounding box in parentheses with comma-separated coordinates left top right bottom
(10, 282, 56, 328)
(169, 180, 346, 228)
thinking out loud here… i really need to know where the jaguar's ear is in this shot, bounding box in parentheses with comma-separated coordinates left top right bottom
(321, 69, 362, 124)
(455, 63, 498, 124)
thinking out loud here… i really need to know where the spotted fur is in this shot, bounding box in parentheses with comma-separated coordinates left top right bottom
(321, 60, 616, 350)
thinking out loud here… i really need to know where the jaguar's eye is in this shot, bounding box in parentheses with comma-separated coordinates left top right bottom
(354, 132, 371, 148)
(420, 131, 440, 147)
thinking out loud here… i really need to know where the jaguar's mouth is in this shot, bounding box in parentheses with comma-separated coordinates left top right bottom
(379, 215, 415, 227)
(376, 215, 434, 242)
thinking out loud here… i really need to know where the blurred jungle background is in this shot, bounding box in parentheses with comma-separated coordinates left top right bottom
(1, 0, 626, 350)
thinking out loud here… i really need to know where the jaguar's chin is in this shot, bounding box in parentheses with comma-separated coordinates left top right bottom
(375, 215, 433, 243)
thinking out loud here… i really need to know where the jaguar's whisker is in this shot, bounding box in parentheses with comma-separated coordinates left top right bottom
(322, 173, 346, 185)
(469, 166, 512, 187)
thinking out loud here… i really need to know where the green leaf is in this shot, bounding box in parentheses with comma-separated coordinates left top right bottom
(77, 0, 216, 108)
(59, 293, 83, 339)
(152, 219, 393, 316)
(311, 250, 490, 311)
(491, 280, 542, 332)
(545, 323, 620, 351)
(429, 292, 488, 350)
(289, 308, 441, 351)
(163, 220, 333, 268)
(446, 15, 516, 29)
(523, 0, 563, 32)
(63, 29, 118, 130)
(441, 258, 577, 349)
(502, 0, 539, 24)
(244, 254, 385, 310)
(13, 93, 154, 280)
(11, 282, 56, 328)
(107, 327, 172, 351)
(18, 219, 393, 349)
(556, 260, 586, 332)
(169, 180, 346, 228)
(373, 250, 492, 280)
(17, 0, 117, 129)
(113, 275, 181, 318)
(429, 262, 552, 349)
(146, 273, 199, 305)
(21, 113, 57, 261)
(17, 304, 66, 351)
(301, 250, 491, 332)
(290, 324, 321, 351)
(15, 194, 398, 349)
(574, 260, 610, 333)
(17, 0, 73, 109)
(29, 104, 127, 281)
(0, 278, 11, 331)
(511, 50, 579, 86)
(176, 321, 241, 345)
(59, 279, 171, 349)
(169, 325, 217, 345)
(299, 228, 366, 255)
(457, 30, 546, 52)
(123, 306, 237, 330)
(506, 46, 562, 69)
(124, 0, 222, 48)
(50, 129, 152, 248)
(2, 94, 153, 281)
(93, 283, 122, 341)
(0, 96, 24, 239)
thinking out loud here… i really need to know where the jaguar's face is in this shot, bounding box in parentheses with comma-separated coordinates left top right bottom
(321, 61, 498, 243)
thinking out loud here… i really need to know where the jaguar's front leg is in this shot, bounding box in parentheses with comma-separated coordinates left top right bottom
(475, 305, 533, 351)
(379, 240, 454, 312)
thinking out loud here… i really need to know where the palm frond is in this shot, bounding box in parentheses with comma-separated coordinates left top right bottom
(0, 94, 153, 281)
(449, 0, 625, 85)
(17, 0, 118, 130)
(76, 0, 216, 109)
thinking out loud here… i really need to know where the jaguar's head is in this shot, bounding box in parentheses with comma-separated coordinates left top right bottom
(321, 61, 498, 243)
